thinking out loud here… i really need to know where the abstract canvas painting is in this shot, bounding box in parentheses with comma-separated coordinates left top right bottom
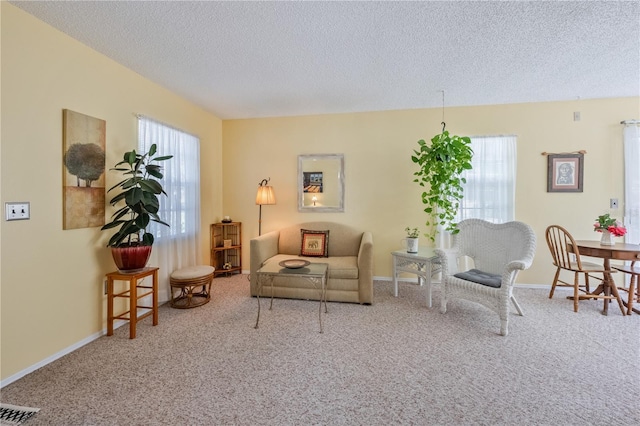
(62, 109, 106, 229)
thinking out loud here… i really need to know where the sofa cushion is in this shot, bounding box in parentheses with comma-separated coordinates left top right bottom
(300, 229, 329, 257)
(325, 256, 359, 280)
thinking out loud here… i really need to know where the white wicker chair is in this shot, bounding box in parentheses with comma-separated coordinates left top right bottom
(435, 219, 537, 336)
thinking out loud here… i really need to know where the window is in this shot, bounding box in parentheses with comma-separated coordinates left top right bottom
(138, 116, 200, 241)
(624, 124, 640, 243)
(138, 116, 200, 297)
(457, 135, 516, 223)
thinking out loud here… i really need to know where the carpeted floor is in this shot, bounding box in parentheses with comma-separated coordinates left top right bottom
(1, 274, 639, 425)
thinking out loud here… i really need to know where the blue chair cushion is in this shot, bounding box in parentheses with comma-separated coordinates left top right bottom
(454, 269, 502, 288)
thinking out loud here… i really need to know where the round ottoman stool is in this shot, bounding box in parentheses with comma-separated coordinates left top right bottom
(169, 265, 215, 309)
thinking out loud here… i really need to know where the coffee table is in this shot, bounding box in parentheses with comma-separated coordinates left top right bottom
(254, 261, 329, 333)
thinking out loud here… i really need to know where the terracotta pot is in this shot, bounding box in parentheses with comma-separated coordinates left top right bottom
(110, 245, 152, 272)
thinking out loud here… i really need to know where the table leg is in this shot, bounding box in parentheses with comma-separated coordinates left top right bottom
(129, 278, 137, 339)
(107, 278, 114, 336)
(393, 257, 398, 297)
(610, 278, 626, 315)
(620, 274, 637, 315)
(630, 275, 637, 315)
(591, 283, 604, 295)
(152, 269, 158, 326)
(318, 282, 323, 334)
(602, 259, 626, 316)
(425, 262, 432, 308)
(254, 276, 262, 329)
(321, 271, 329, 315)
(314, 273, 327, 334)
(270, 276, 274, 310)
(255, 275, 274, 329)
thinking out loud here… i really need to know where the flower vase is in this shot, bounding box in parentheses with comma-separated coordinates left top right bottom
(600, 230, 614, 246)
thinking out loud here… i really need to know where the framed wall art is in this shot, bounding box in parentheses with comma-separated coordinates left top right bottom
(547, 153, 583, 192)
(62, 109, 106, 229)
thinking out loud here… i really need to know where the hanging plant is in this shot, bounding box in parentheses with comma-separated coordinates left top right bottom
(411, 126, 473, 242)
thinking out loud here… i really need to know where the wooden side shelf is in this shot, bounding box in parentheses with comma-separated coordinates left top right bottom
(105, 267, 159, 339)
(210, 222, 242, 277)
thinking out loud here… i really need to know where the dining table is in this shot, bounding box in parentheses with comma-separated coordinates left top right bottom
(569, 240, 640, 315)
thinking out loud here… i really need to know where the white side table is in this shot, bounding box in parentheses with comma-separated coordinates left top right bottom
(391, 247, 440, 308)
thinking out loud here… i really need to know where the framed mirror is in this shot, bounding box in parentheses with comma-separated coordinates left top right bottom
(298, 154, 344, 212)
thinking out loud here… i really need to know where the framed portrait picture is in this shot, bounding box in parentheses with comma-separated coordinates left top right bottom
(547, 153, 583, 192)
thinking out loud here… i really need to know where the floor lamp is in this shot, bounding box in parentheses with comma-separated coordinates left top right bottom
(256, 178, 276, 235)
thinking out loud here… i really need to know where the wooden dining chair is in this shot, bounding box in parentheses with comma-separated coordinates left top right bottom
(545, 225, 611, 312)
(613, 261, 640, 315)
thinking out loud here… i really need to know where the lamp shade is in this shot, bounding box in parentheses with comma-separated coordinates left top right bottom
(256, 185, 276, 205)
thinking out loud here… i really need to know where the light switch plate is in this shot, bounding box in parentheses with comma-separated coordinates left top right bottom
(5, 202, 30, 220)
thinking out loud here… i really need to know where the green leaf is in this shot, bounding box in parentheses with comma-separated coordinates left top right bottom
(121, 179, 139, 190)
(125, 150, 137, 165)
(151, 218, 170, 227)
(142, 191, 159, 207)
(145, 203, 159, 214)
(100, 220, 123, 231)
(108, 192, 127, 205)
(125, 187, 144, 206)
(134, 213, 150, 229)
(145, 165, 163, 180)
(142, 233, 154, 245)
(139, 179, 163, 194)
(110, 208, 129, 222)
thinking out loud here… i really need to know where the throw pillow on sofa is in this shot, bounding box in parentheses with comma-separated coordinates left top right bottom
(300, 229, 329, 257)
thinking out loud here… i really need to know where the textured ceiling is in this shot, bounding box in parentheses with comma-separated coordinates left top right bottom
(10, 1, 640, 119)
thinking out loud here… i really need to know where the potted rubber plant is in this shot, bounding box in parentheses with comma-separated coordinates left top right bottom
(101, 144, 172, 271)
(411, 127, 473, 242)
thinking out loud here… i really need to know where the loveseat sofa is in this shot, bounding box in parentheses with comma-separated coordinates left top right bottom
(250, 222, 373, 304)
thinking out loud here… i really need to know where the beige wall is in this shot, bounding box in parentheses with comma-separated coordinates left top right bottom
(223, 98, 639, 285)
(1, 4, 223, 381)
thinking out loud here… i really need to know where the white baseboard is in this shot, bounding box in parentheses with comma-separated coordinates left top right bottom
(1, 317, 132, 388)
(1, 331, 100, 388)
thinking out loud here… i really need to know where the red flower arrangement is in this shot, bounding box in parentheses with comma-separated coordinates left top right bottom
(593, 213, 627, 237)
